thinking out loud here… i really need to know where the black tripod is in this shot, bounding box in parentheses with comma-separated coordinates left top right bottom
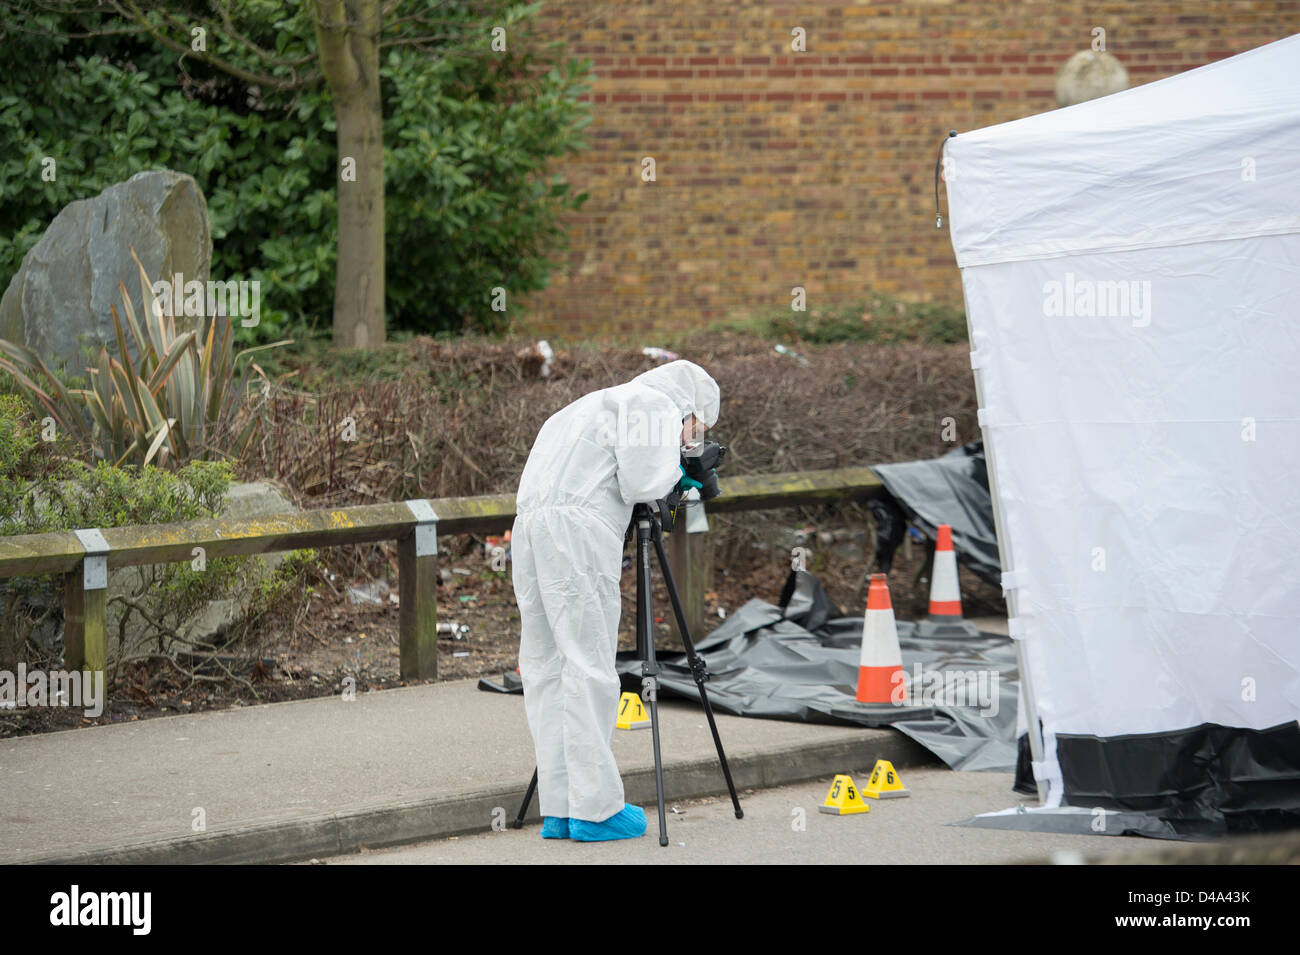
(512, 500, 743, 845)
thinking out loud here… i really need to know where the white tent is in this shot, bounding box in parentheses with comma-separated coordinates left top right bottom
(944, 34, 1300, 833)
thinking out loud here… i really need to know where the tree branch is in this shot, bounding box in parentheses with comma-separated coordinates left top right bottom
(210, 0, 317, 67)
(106, 0, 323, 91)
(311, 0, 360, 97)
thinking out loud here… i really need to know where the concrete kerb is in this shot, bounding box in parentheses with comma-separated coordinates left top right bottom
(20, 732, 938, 865)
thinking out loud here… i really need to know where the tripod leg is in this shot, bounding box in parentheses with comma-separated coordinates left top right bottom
(646, 681, 669, 847)
(651, 527, 745, 820)
(636, 512, 670, 847)
(512, 767, 539, 829)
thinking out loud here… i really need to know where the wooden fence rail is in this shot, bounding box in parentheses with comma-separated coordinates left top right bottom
(0, 467, 883, 679)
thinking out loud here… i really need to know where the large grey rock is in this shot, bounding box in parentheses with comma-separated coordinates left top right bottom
(150, 480, 299, 651)
(0, 170, 212, 375)
(217, 479, 299, 525)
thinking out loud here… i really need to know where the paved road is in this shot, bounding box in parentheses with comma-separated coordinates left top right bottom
(1, 676, 935, 864)
(311, 767, 1191, 865)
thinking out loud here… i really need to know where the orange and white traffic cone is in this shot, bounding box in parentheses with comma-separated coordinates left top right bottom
(856, 573, 906, 704)
(917, 524, 979, 637)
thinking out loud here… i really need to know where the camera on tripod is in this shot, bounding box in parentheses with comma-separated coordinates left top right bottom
(621, 441, 727, 541)
(657, 439, 726, 533)
(680, 439, 726, 500)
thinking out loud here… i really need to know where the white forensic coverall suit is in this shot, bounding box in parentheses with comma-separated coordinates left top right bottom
(512, 360, 721, 822)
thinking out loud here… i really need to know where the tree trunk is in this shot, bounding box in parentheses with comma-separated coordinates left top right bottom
(313, 0, 385, 349)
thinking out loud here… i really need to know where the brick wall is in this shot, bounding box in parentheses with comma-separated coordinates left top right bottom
(517, 0, 1300, 339)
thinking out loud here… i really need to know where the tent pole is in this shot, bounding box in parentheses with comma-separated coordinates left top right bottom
(960, 279, 1048, 805)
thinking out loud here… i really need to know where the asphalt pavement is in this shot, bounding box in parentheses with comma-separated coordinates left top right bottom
(1, 673, 936, 864)
(312, 767, 1183, 865)
(1, 613, 1255, 866)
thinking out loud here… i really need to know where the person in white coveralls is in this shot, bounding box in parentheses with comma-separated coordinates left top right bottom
(511, 359, 721, 841)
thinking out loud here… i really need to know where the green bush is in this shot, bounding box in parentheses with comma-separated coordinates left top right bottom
(0, 391, 72, 537)
(0, 1, 590, 342)
(720, 294, 970, 346)
(0, 398, 275, 682)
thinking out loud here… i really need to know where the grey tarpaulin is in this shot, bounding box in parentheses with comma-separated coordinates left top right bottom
(611, 570, 1020, 771)
(872, 440, 1001, 584)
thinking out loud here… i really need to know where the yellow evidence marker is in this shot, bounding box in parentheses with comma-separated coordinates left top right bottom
(615, 691, 651, 730)
(818, 774, 870, 815)
(863, 759, 909, 799)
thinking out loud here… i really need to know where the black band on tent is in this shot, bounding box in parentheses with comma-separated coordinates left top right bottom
(1053, 720, 1300, 836)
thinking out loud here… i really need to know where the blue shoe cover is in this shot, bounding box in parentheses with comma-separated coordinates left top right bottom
(541, 816, 571, 839)
(569, 805, 647, 842)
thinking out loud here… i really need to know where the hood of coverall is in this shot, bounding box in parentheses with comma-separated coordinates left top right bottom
(628, 360, 720, 429)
